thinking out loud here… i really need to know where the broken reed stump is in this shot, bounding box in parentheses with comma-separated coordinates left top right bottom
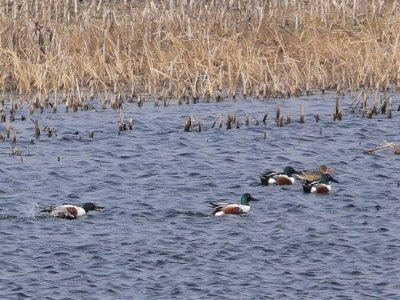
(263, 112, 267, 124)
(183, 115, 201, 132)
(286, 110, 291, 125)
(381, 96, 388, 114)
(184, 116, 191, 132)
(300, 105, 304, 123)
(119, 121, 127, 132)
(212, 114, 223, 129)
(31, 119, 40, 136)
(137, 96, 145, 108)
(11, 130, 16, 143)
(89, 130, 94, 138)
(278, 115, 283, 127)
(370, 94, 378, 114)
(226, 114, 234, 129)
(333, 98, 342, 121)
(367, 107, 373, 119)
(253, 116, 259, 126)
(245, 115, 250, 126)
(388, 108, 392, 119)
(276, 103, 281, 121)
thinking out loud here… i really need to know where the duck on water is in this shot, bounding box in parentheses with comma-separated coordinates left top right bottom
(41, 203, 104, 219)
(209, 193, 259, 216)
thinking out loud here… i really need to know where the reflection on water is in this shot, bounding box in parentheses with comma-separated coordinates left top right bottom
(1, 92, 400, 299)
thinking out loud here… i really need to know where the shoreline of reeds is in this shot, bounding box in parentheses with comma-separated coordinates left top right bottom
(1, 0, 400, 104)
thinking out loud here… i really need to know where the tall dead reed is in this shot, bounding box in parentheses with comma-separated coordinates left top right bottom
(0, 0, 399, 105)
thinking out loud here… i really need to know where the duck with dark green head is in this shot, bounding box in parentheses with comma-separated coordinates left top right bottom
(260, 166, 299, 185)
(41, 202, 105, 219)
(209, 193, 259, 216)
(302, 173, 339, 193)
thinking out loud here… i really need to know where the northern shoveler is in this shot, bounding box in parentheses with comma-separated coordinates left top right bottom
(41, 203, 104, 219)
(209, 193, 259, 216)
(295, 165, 335, 182)
(302, 173, 339, 193)
(260, 166, 298, 185)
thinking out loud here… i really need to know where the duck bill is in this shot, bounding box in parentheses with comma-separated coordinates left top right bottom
(331, 178, 339, 183)
(250, 197, 260, 202)
(94, 206, 105, 211)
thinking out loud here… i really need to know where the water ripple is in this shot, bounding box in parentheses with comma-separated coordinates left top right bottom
(1, 93, 400, 299)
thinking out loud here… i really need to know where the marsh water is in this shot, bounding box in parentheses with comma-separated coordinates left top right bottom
(1, 92, 400, 299)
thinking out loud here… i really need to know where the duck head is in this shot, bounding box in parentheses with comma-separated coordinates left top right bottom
(283, 166, 298, 176)
(82, 203, 105, 212)
(240, 193, 259, 205)
(320, 173, 339, 183)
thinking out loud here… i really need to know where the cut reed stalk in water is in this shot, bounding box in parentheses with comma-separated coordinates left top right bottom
(278, 115, 283, 127)
(276, 104, 281, 121)
(31, 119, 40, 136)
(226, 115, 233, 130)
(263, 112, 268, 124)
(367, 107, 373, 119)
(198, 115, 202, 132)
(300, 105, 304, 123)
(11, 130, 16, 144)
(372, 93, 379, 114)
(333, 97, 342, 121)
(184, 117, 191, 132)
(245, 115, 250, 126)
(388, 108, 392, 119)
(219, 114, 224, 129)
(286, 110, 291, 125)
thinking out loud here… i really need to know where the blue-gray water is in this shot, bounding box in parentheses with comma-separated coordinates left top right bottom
(1, 92, 400, 299)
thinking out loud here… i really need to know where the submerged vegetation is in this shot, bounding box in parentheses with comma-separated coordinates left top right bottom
(0, 0, 400, 102)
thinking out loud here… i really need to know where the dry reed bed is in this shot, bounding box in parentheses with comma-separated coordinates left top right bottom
(0, 0, 400, 105)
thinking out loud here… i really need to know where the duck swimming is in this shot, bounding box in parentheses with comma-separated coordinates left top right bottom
(41, 203, 104, 219)
(260, 166, 298, 185)
(302, 173, 339, 193)
(295, 165, 335, 182)
(209, 193, 259, 216)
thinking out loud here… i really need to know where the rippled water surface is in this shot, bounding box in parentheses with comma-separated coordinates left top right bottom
(1, 92, 400, 299)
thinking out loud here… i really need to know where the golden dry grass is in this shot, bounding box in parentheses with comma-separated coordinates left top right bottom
(0, 0, 399, 102)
